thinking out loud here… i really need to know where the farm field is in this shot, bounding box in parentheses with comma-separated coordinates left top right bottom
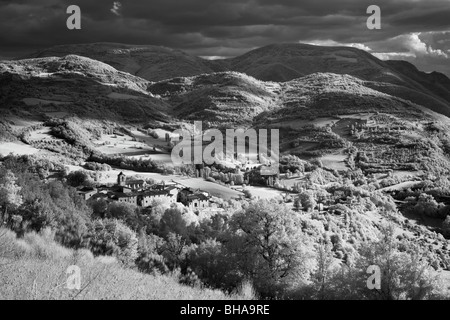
(22, 98, 71, 106)
(241, 186, 287, 200)
(173, 177, 244, 199)
(66, 165, 175, 184)
(94, 132, 171, 160)
(5, 117, 42, 130)
(0, 141, 40, 156)
(321, 153, 347, 171)
(271, 117, 339, 129)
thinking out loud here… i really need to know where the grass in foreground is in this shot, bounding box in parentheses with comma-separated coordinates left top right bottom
(0, 228, 246, 300)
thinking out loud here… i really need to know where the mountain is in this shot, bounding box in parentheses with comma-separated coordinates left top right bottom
(226, 44, 450, 116)
(147, 71, 427, 125)
(255, 72, 425, 124)
(385, 60, 450, 107)
(148, 71, 280, 127)
(228, 43, 388, 82)
(27, 42, 450, 118)
(27, 43, 221, 82)
(0, 55, 170, 122)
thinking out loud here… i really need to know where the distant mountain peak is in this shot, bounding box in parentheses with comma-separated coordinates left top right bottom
(16, 42, 450, 118)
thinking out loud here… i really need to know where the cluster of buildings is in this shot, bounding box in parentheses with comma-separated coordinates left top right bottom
(77, 172, 219, 212)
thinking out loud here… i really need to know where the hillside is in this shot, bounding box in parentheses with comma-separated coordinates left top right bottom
(228, 43, 387, 82)
(229, 44, 450, 115)
(0, 55, 171, 123)
(4, 54, 450, 177)
(148, 71, 280, 127)
(257, 72, 424, 123)
(0, 228, 244, 300)
(2, 43, 450, 300)
(26, 42, 450, 118)
(28, 43, 221, 82)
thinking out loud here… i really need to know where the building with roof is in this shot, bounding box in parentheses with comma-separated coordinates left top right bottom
(77, 186, 97, 200)
(81, 173, 216, 211)
(186, 193, 210, 211)
(177, 187, 211, 210)
(113, 192, 138, 206)
(117, 172, 147, 191)
(138, 189, 177, 207)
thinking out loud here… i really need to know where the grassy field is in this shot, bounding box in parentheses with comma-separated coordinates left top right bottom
(93, 130, 173, 163)
(0, 142, 40, 156)
(240, 186, 286, 200)
(22, 98, 71, 106)
(321, 154, 348, 171)
(0, 228, 245, 300)
(172, 177, 244, 199)
(271, 117, 339, 130)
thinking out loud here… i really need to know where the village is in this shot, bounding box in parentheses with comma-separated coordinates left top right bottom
(77, 171, 223, 214)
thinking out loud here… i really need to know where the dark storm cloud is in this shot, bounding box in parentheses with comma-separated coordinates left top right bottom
(0, 0, 449, 75)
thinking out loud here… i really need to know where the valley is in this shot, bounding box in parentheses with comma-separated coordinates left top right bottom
(1, 42, 450, 299)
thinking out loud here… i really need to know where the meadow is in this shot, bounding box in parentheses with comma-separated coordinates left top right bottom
(0, 228, 247, 300)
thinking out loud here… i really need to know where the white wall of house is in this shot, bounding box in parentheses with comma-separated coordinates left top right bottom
(118, 197, 137, 206)
(188, 199, 209, 210)
(141, 194, 175, 207)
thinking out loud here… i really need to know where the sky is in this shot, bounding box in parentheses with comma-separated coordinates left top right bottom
(0, 0, 449, 76)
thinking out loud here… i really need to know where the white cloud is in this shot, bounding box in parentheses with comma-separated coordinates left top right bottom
(372, 32, 448, 60)
(397, 33, 448, 58)
(303, 40, 372, 52)
(304, 33, 449, 62)
(200, 56, 228, 60)
(372, 52, 416, 60)
(110, 2, 122, 16)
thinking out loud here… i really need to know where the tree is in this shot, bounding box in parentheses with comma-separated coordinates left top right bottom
(91, 199, 109, 218)
(107, 202, 136, 220)
(413, 193, 440, 218)
(243, 189, 253, 199)
(298, 191, 316, 212)
(66, 170, 89, 187)
(89, 219, 138, 267)
(293, 196, 302, 211)
(136, 231, 168, 275)
(235, 174, 244, 185)
(442, 216, 450, 237)
(0, 170, 23, 223)
(349, 224, 443, 300)
(161, 232, 190, 269)
(107, 202, 141, 230)
(310, 240, 337, 300)
(188, 238, 241, 291)
(159, 205, 191, 239)
(229, 200, 314, 298)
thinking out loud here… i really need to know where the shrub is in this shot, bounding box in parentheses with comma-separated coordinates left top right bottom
(442, 216, 450, 237)
(84, 162, 112, 171)
(233, 280, 258, 300)
(0, 228, 27, 260)
(21, 228, 72, 260)
(89, 219, 138, 267)
(243, 189, 252, 199)
(298, 191, 316, 212)
(66, 170, 90, 187)
(136, 233, 168, 275)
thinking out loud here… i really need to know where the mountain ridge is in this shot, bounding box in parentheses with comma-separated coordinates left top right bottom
(24, 42, 450, 118)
